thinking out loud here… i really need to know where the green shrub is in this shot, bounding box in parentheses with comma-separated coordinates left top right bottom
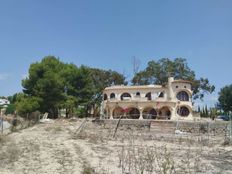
(5, 104, 16, 115)
(74, 107, 86, 118)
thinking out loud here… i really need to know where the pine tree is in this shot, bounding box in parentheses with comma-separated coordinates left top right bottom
(201, 106, 205, 117)
(198, 106, 201, 113)
(205, 105, 209, 117)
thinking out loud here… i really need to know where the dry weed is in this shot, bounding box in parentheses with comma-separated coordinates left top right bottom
(0, 142, 21, 167)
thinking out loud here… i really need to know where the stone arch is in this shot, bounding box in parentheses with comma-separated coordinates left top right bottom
(176, 91, 190, 101)
(110, 93, 115, 99)
(113, 107, 124, 119)
(142, 107, 157, 119)
(158, 106, 171, 120)
(177, 105, 191, 117)
(126, 107, 140, 119)
(121, 93, 131, 100)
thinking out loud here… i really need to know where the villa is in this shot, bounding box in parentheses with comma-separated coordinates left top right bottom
(102, 77, 194, 120)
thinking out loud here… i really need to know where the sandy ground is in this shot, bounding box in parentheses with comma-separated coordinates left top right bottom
(0, 119, 232, 174)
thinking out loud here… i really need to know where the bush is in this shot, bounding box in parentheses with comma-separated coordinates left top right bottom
(74, 107, 86, 118)
(5, 104, 16, 115)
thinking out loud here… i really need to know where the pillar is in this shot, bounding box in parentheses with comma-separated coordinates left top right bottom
(109, 108, 113, 119)
(168, 77, 174, 101)
(139, 107, 143, 120)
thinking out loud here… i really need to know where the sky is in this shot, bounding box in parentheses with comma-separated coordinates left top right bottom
(0, 0, 231, 108)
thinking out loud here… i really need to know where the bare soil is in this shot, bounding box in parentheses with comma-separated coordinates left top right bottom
(0, 119, 231, 174)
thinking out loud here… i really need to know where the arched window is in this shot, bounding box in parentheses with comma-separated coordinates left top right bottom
(159, 106, 171, 119)
(136, 92, 140, 97)
(145, 92, 151, 100)
(178, 106, 190, 117)
(158, 92, 164, 98)
(128, 108, 140, 119)
(103, 94, 107, 100)
(121, 93, 131, 100)
(110, 93, 115, 99)
(143, 108, 157, 119)
(176, 91, 189, 101)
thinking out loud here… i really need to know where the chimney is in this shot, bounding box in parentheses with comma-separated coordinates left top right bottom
(168, 77, 174, 84)
(167, 77, 174, 100)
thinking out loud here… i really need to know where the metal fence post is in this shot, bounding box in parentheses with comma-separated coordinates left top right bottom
(1, 109, 3, 134)
(230, 115, 232, 142)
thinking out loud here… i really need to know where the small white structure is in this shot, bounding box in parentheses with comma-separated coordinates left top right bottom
(102, 77, 194, 120)
(0, 98, 10, 108)
(0, 98, 10, 106)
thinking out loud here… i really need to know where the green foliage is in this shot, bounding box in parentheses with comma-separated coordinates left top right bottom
(74, 107, 86, 118)
(89, 68, 127, 96)
(218, 84, 232, 114)
(132, 58, 215, 100)
(200, 105, 215, 118)
(200, 106, 205, 117)
(18, 56, 126, 118)
(61, 64, 95, 117)
(15, 95, 40, 116)
(86, 68, 127, 116)
(7, 93, 19, 104)
(22, 56, 66, 117)
(5, 104, 16, 115)
(205, 105, 208, 116)
(209, 107, 217, 120)
(197, 106, 201, 113)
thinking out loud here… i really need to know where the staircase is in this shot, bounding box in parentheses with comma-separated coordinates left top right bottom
(150, 120, 176, 134)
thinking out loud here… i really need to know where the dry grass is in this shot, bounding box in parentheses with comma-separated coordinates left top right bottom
(0, 119, 231, 174)
(45, 126, 63, 133)
(0, 141, 21, 167)
(0, 134, 9, 144)
(72, 121, 231, 174)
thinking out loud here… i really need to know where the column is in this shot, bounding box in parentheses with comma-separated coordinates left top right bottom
(139, 107, 143, 120)
(109, 108, 113, 119)
(168, 77, 174, 100)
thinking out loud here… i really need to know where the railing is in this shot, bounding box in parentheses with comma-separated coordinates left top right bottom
(101, 114, 169, 120)
(106, 97, 166, 102)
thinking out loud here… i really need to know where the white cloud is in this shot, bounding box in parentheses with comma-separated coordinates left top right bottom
(0, 73, 10, 80)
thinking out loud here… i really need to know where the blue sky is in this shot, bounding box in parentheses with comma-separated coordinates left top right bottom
(0, 0, 231, 108)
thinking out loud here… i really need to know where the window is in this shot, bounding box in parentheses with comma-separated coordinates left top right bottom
(178, 106, 190, 117)
(158, 92, 164, 98)
(176, 91, 189, 101)
(136, 92, 140, 97)
(103, 94, 107, 100)
(121, 93, 131, 100)
(110, 93, 115, 99)
(145, 92, 151, 100)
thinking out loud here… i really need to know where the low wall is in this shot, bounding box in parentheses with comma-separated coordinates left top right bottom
(176, 121, 229, 134)
(95, 119, 230, 134)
